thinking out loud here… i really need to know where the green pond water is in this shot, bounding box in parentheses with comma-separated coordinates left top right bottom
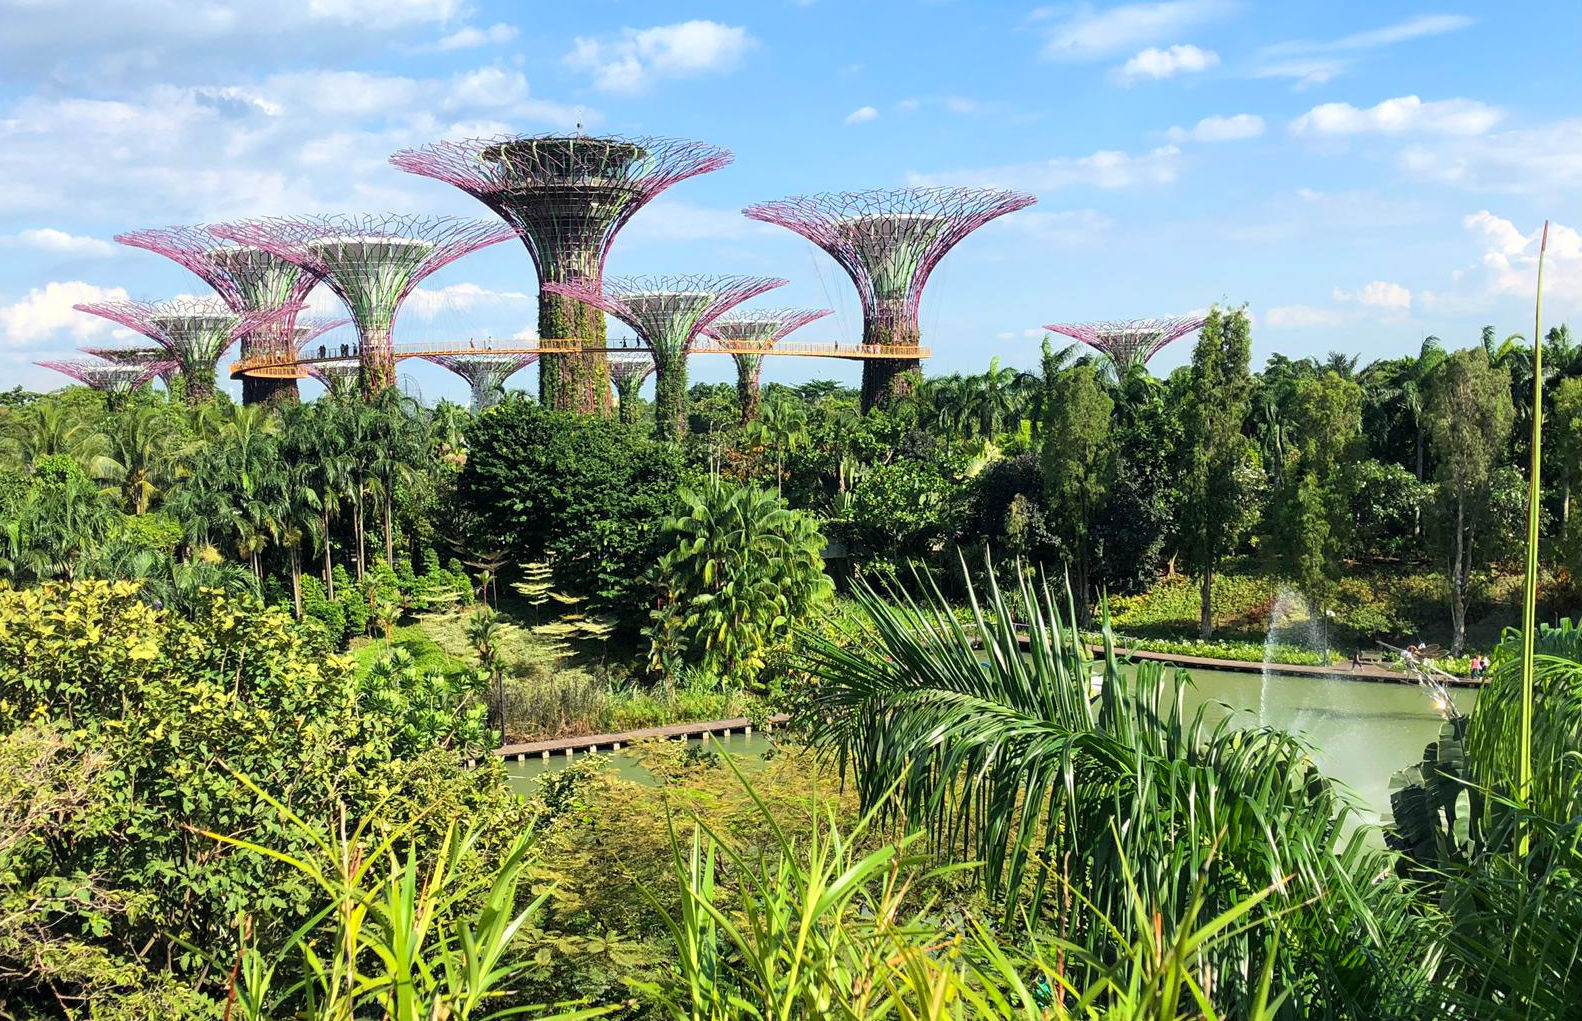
(504, 666, 1473, 826)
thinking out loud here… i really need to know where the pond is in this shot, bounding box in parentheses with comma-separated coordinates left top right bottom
(504, 665, 1473, 826)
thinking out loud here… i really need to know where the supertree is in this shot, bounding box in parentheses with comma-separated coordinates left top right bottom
(81, 344, 179, 386)
(114, 224, 328, 406)
(705, 307, 832, 423)
(743, 187, 1036, 411)
(607, 352, 655, 426)
(214, 214, 515, 398)
(72, 297, 291, 406)
(543, 274, 786, 441)
(1042, 316, 1206, 375)
(36, 358, 168, 407)
(390, 133, 732, 415)
(421, 352, 538, 412)
(305, 360, 363, 402)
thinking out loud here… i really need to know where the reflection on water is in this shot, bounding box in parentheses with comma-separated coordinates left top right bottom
(503, 666, 1472, 826)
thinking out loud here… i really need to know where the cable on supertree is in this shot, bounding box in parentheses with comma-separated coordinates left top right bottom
(1042, 316, 1207, 375)
(607, 351, 655, 426)
(72, 297, 293, 406)
(214, 214, 515, 398)
(420, 352, 539, 412)
(743, 187, 1036, 410)
(390, 133, 732, 414)
(36, 358, 168, 407)
(115, 223, 327, 406)
(543, 274, 785, 441)
(705, 307, 832, 423)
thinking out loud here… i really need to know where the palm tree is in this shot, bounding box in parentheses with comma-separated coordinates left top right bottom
(467, 607, 505, 740)
(797, 560, 1428, 1013)
(1323, 350, 1361, 379)
(0, 401, 112, 473)
(101, 405, 185, 514)
(743, 398, 808, 494)
(965, 356, 1024, 438)
(279, 461, 323, 618)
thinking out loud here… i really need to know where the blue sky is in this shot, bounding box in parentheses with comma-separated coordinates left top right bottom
(1, 0, 1577, 404)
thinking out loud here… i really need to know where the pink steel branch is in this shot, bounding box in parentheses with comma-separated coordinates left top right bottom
(1042, 316, 1207, 368)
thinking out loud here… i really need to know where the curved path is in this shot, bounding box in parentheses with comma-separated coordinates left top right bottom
(1086, 643, 1482, 688)
(479, 712, 791, 765)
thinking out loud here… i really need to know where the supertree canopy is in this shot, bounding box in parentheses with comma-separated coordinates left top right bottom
(421, 352, 538, 412)
(1042, 316, 1207, 373)
(72, 297, 290, 406)
(705, 307, 832, 423)
(215, 214, 514, 398)
(743, 187, 1036, 410)
(607, 352, 655, 426)
(81, 344, 178, 384)
(114, 224, 326, 406)
(36, 358, 167, 403)
(390, 133, 732, 415)
(544, 274, 785, 441)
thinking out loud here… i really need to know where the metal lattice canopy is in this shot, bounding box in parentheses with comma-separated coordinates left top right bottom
(390, 134, 732, 282)
(421, 352, 539, 411)
(80, 344, 171, 367)
(1042, 316, 1207, 369)
(542, 274, 787, 363)
(36, 358, 165, 392)
(72, 297, 293, 367)
(607, 351, 656, 385)
(742, 187, 1036, 344)
(214, 214, 514, 335)
(115, 224, 322, 314)
(704, 307, 833, 350)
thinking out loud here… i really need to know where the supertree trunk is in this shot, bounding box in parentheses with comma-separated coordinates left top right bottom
(734, 353, 764, 424)
(183, 365, 218, 406)
(860, 315, 920, 411)
(359, 326, 396, 399)
(653, 353, 688, 442)
(243, 376, 300, 406)
(538, 292, 610, 414)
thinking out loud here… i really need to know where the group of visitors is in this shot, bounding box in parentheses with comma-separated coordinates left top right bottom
(1469, 654, 1489, 679)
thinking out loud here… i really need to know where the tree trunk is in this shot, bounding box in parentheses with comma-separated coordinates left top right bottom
(1414, 426, 1425, 536)
(290, 546, 303, 619)
(383, 496, 394, 568)
(652, 353, 689, 442)
(1450, 496, 1467, 655)
(1199, 565, 1215, 640)
(322, 509, 334, 597)
(353, 492, 366, 583)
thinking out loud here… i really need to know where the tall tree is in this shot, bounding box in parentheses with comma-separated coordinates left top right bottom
(1176, 306, 1258, 638)
(1041, 362, 1113, 623)
(1426, 348, 1516, 653)
(1266, 371, 1364, 652)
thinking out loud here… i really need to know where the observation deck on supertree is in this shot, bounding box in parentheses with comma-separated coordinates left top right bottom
(421, 352, 538, 412)
(389, 133, 732, 415)
(36, 358, 168, 403)
(114, 224, 327, 406)
(743, 187, 1036, 411)
(607, 351, 655, 426)
(1042, 316, 1207, 373)
(214, 214, 515, 398)
(72, 298, 292, 406)
(81, 344, 178, 384)
(543, 274, 786, 441)
(703, 307, 832, 423)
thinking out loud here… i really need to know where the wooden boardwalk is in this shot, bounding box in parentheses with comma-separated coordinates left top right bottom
(485, 713, 791, 763)
(1083, 644, 1483, 688)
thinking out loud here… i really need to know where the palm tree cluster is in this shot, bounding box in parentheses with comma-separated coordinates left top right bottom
(0, 386, 457, 620)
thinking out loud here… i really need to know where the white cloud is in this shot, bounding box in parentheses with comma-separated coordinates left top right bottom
(1265, 304, 1345, 329)
(895, 98, 921, 113)
(1116, 44, 1219, 82)
(1397, 118, 1582, 197)
(1334, 280, 1412, 311)
(618, 200, 768, 245)
(1166, 113, 1264, 142)
(0, 66, 590, 222)
(998, 209, 1112, 244)
(1290, 95, 1502, 137)
(565, 20, 756, 94)
(2, 229, 117, 258)
(844, 105, 879, 125)
(1462, 211, 1582, 306)
(1254, 15, 1475, 89)
(1039, 1, 1235, 61)
(0, 281, 131, 347)
(406, 282, 534, 320)
(907, 145, 1182, 191)
(435, 23, 518, 51)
